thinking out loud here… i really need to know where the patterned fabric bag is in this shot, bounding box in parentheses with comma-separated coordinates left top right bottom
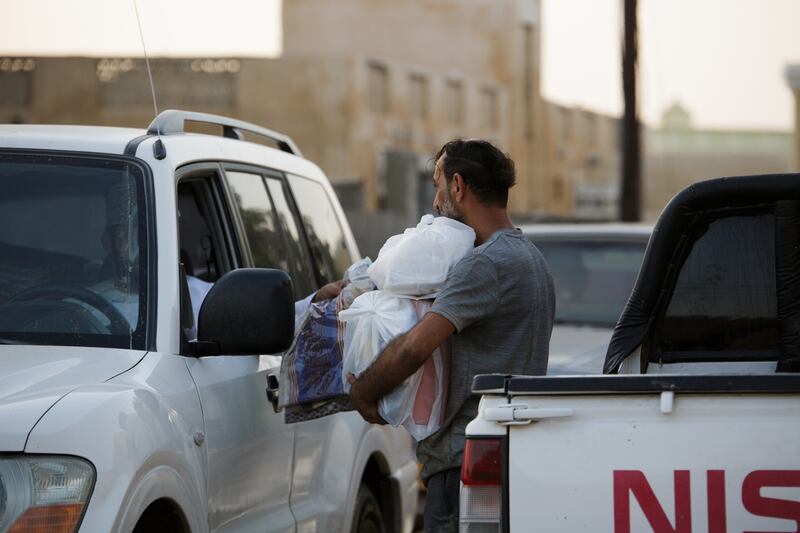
(279, 295, 347, 407)
(279, 258, 373, 423)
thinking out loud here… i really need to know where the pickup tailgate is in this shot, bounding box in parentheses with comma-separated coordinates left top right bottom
(481, 374, 800, 532)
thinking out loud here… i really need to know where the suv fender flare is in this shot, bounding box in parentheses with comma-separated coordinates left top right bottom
(115, 464, 204, 533)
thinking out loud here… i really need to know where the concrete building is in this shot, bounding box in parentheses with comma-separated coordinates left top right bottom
(643, 102, 794, 220)
(0, 1, 630, 253)
(540, 101, 621, 220)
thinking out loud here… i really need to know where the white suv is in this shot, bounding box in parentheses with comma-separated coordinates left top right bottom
(0, 111, 418, 533)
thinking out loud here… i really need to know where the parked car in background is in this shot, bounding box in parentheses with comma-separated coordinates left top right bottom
(0, 111, 418, 533)
(522, 224, 651, 374)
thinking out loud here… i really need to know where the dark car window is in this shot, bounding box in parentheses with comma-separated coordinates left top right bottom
(226, 171, 291, 271)
(532, 238, 647, 327)
(177, 173, 235, 342)
(227, 170, 316, 299)
(178, 180, 227, 282)
(264, 178, 316, 295)
(658, 214, 778, 361)
(0, 152, 148, 349)
(287, 174, 351, 283)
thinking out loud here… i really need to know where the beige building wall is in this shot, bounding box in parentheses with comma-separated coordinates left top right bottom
(539, 101, 621, 219)
(0, 1, 627, 222)
(643, 103, 794, 220)
(282, 0, 544, 215)
(787, 65, 800, 171)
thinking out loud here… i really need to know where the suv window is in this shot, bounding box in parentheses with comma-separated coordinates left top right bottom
(226, 171, 316, 297)
(227, 171, 288, 271)
(287, 174, 350, 283)
(0, 152, 148, 349)
(177, 171, 237, 342)
(657, 213, 778, 361)
(264, 178, 316, 295)
(178, 180, 228, 282)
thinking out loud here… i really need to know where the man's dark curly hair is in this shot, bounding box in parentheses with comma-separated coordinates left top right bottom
(435, 139, 516, 207)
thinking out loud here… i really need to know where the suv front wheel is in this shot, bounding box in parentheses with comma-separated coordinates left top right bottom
(351, 484, 386, 533)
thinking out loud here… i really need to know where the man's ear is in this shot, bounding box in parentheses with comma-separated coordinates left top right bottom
(452, 173, 466, 201)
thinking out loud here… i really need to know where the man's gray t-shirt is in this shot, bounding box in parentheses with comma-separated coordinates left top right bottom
(417, 228, 555, 480)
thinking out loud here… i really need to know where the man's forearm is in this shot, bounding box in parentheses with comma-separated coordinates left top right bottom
(354, 332, 426, 403)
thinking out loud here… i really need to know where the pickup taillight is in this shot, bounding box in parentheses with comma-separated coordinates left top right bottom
(460, 437, 503, 532)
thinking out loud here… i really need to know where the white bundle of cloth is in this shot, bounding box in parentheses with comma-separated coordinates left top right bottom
(341, 215, 472, 439)
(367, 214, 475, 298)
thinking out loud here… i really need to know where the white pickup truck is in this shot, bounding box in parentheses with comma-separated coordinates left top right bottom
(461, 173, 800, 532)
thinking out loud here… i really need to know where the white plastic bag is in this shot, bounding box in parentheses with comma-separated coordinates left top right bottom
(340, 293, 450, 441)
(379, 300, 450, 440)
(339, 257, 375, 308)
(368, 214, 475, 297)
(339, 291, 418, 390)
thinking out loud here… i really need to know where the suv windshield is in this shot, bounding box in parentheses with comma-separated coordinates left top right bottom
(0, 152, 148, 349)
(533, 238, 647, 327)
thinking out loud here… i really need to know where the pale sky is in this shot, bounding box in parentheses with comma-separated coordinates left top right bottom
(1, 0, 283, 57)
(542, 0, 800, 130)
(2, 0, 798, 130)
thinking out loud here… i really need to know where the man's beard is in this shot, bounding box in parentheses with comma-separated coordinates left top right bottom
(438, 188, 464, 222)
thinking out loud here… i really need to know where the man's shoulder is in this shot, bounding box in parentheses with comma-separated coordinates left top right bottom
(474, 229, 539, 262)
(450, 246, 497, 277)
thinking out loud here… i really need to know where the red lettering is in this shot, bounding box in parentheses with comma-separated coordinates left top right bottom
(707, 470, 727, 533)
(742, 470, 800, 533)
(614, 470, 692, 533)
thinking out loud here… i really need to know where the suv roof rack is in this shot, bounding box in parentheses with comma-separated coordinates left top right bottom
(147, 109, 302, 156)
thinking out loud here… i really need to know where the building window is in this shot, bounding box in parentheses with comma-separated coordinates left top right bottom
(445, 79, 463, 125)
(367, 61, 389, 114)
(480, 87, 499, 129)
(0, 58, 35, 108)
(560, 107, 572, 141)
(523, 23, 535, 140)
(584, 111, 597, 146)
(553, 175, 565, 201)
(408, 73, 428, 120)
(98, 58, 235, 109)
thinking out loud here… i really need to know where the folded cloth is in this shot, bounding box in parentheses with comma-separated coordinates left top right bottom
(280, 296, 347, 407)
(279, 258, 374, 421)
(283, 396, 353, 424)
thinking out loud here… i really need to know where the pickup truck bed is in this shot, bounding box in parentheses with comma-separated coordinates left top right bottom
(468, 374, 800, 532)
(462, 172, 800, 533)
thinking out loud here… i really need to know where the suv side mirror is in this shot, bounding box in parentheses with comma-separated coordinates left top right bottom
(192, 268, 294, 356)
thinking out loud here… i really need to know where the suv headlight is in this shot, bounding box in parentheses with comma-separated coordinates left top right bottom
(0, 456, 95, 533)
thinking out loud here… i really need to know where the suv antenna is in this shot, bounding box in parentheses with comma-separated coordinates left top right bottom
(132, 0, 166, 159)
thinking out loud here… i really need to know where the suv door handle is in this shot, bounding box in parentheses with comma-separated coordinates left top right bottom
(266, 373, 281, 413)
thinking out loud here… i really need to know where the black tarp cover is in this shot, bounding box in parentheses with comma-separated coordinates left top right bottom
(603, 173, 800, 374)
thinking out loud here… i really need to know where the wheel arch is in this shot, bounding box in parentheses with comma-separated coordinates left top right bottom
(133, 497, 191, 533)
(116, 464, 205, 533)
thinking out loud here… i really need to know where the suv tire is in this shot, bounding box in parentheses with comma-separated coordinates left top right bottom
(351, 484, 387, 533)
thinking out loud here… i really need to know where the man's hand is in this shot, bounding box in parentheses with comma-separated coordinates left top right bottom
(312, 279, 346, 303)
(347, 373, 387, 425)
